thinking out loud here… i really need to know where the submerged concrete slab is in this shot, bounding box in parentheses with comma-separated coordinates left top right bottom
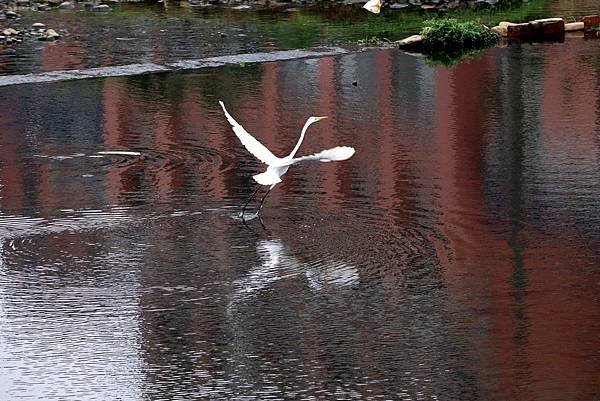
(200, 48, 349, 65)
(0, 47, 350, 87)
(0, 63, 170, 87)
(167, 60, 227, 69)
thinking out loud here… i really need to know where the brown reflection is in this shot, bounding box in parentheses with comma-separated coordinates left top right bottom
(431, 52, 533, 400)
(102, 77, 148, 204)
(0, 110, 27, 213)
(430, 43, 600, 401)
(40, 31, 87, 72)
(315, 56, 341, 210)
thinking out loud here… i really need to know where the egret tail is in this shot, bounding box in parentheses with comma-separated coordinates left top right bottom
(253, 170, 282, 186)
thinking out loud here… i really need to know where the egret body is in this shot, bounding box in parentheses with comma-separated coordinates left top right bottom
(219, 101, 355, 216)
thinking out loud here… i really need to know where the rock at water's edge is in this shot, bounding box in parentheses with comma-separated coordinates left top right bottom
(38, 28, 61, 41)
(92, 4, 112, 11)
(2, 28, 20, 36)
(397, 34, 423, 51)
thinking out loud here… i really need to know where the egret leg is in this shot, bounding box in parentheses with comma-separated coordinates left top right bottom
(257, 214, 266, 230)
(257, 188, 272, 216)
(241, 186, 260, 217)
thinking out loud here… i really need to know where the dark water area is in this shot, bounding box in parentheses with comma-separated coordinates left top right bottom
(0, 0, 599, 76)
(1, 34, 599, 399)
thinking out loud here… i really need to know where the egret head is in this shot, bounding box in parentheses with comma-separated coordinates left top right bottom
(309, 116, 328, 124)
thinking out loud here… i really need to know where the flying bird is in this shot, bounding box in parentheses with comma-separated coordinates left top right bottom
(363, 0, 382, 13)
(219, 101, 355, 217)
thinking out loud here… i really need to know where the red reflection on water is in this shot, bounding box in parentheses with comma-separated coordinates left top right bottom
(316, 56, 342, 210)
(429, 47, 600, 401)
(0, 111, 26, 212)
(40, 35, 87, 72)
(102, 78, 141, 204)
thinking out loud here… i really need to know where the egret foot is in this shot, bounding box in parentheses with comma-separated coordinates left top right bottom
(240, 186, 260, 217)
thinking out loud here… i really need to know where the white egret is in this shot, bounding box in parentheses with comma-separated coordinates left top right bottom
(219, 101, 355, 216)
(363, 0, 382, 14)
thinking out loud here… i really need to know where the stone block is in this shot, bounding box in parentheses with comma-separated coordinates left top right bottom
(532, 18, 565, 36)
(507, 23, 533, 38)
(581, 15, 600, 28)
(528, 20, 544, 37)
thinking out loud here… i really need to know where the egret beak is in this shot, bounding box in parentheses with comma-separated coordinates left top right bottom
(314, 116, 328, 122)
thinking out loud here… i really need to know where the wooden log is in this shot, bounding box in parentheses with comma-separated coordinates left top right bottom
(491, 25, 508, 37)
(565, 22, 584, 32)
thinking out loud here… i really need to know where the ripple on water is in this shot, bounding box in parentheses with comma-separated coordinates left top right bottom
(29, 141, 226, 206)
(0, 191, 452, 400)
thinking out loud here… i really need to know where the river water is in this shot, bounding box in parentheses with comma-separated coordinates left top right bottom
(1, 2, 599, 401)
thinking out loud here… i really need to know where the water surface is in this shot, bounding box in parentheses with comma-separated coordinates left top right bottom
(0, 19, 599, 401)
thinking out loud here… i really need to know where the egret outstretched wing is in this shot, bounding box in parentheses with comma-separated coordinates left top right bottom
(286, 146, 355, 165)
(219, 101, 281, 166)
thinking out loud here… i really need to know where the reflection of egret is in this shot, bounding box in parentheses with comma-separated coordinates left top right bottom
(219, 101, 355, 217)
(228, 239, 359, 312)
(363, 0, 382, 13)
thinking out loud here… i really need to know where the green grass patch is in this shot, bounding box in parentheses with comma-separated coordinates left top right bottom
(419, 19, 499, 67)
(421, 19, 499, 52)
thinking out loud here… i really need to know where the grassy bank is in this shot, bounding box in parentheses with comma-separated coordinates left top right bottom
(12, 0, 550, 53)
(262, 0, 550, 47)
